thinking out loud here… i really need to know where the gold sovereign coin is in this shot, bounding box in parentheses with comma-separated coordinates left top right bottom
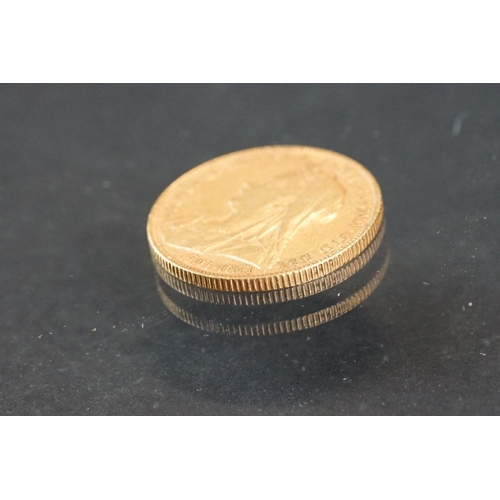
(147, 145, 383, 292)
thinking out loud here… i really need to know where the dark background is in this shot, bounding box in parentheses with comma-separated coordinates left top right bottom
(1, 84, 499, 415)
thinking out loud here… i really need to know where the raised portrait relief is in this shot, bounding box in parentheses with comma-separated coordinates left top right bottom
(163, 165, 346, 269)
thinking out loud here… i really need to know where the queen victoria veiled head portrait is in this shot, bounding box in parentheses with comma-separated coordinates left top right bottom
(163, 164, 346, 269)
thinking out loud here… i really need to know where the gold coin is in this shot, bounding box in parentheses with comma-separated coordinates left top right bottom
(147, 145, 383, 292)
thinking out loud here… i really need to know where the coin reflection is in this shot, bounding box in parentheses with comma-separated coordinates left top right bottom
(154, 223, 389, 335)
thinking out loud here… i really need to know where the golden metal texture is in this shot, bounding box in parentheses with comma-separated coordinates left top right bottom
(156, 249, 390, 336)
(154, 219, 386, 305)
(147, 145, 383, 292)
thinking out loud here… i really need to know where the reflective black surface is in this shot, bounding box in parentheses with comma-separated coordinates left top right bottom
(2, 84, 499, 415)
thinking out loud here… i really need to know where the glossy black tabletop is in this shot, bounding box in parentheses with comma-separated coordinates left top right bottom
(2, 84, 499, 415)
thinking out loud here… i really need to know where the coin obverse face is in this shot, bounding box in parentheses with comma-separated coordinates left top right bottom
(147, 145, 384, 292)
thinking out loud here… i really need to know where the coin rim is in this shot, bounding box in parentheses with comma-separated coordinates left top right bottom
(153, 220, 386, 305)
